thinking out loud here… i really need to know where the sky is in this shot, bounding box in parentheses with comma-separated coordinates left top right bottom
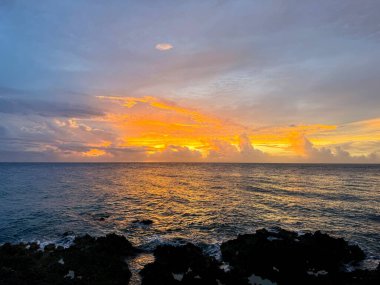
(0, 0, 379, 162)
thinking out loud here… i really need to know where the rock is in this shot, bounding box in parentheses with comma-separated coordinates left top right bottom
(0, 233, 137, 285)
(92, 213, 111, 221)
(221, 228, 369, 284)
(1, 229, 378, 285)
(95, 233, 137, 256)
(140, 262, 178, 285)
(44, 244, 56, 252)
(62, 231, 74, 237)
(140, 243, 225, 285)
(132, 219, 153, 226)
(139, 228, 379, 285)
(343, 268, 380, 285)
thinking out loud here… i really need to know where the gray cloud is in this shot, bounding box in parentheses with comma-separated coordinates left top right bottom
(0, 97, 103, 118)
(0, 125, 7, 136)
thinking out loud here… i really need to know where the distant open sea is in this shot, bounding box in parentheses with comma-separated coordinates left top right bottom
(0, 163, 379, 264)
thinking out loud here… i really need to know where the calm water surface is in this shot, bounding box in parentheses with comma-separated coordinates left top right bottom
(0, 163, 379, 262)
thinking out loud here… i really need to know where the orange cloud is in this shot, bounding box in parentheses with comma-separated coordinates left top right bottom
(245, 124, 337, 156)
(88, 140, 112, 148)
(50, 95, 379, 162)
(81, 149, 107, 157)
(155, 43, 173, 51)
(96, 95, 241, 156)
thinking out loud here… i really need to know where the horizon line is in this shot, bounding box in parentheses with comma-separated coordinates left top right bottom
(1, 161, 379, 165)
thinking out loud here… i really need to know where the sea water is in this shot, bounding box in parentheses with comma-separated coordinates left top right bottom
(0, 163, 379, 263)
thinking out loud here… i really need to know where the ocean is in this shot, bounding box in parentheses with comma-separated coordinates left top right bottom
(0, 163, 379, 266)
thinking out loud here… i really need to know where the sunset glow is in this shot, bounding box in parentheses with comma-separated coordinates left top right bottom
(0, 1, 379, 163)
(37, 95, 378, 163)
(1, 3, 380, 285)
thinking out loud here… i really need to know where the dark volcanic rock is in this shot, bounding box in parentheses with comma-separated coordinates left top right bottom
(140, 228, 379, 285)
(92, 213, 111, 221)
(0, 233, 136, 285)
(140, 243, 225, 285)
(1, 229, 378, 285)
(132, 219, 153, 226)
(62, 231, 75, 237)
(221, 228, 375, 284)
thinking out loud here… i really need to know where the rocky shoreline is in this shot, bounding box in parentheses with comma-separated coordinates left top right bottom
(0, 228, 379, 285)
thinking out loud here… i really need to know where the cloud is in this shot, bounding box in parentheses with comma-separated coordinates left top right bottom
(0, 97, 103, 118)
(1, 0, 380, 162)
(155, 43, 173, 51)
(302, 136, 379, 164)
(148, 145, 202, 162)
(81, 148, 108, 157)
(1, 0, 379, 127)
(208, 134, 268, 162)
(0, 95, 379, 162)
(0, 125, 7, 136)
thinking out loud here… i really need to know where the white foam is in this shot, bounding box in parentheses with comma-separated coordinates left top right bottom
(172, 273, 184, 281)
(248, 274, 277, 285)
(28, 235, 76, 251)
(307, 270, 328, 276)
(220, 263, 231, 272)
(267, 236, 281, 241)
(64, 270, 75, 279)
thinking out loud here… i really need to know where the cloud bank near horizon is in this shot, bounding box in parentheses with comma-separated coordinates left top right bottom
(0, 95, 378, 163)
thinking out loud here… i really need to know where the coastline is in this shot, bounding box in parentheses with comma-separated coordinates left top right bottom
(1, 228, 379, 285)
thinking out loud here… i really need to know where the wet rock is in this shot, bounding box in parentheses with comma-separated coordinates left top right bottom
(221, 228, 372, 284)
(139, 228, 379, 284)
(0, 233, 137, 285)
(62, 231, 75, 237)
(133, 219, 153, 226)
(140, 243, 225, 285)
(44, 244, 56, 252)
(1, 229, 378, 285)
(93, 213, 111, 221)
(343, 268, 380, 285)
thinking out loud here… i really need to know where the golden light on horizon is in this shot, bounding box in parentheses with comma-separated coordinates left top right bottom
(50, 95, 380, 162)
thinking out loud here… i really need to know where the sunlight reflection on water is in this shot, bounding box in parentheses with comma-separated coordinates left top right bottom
(0, 163, 379, 260)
